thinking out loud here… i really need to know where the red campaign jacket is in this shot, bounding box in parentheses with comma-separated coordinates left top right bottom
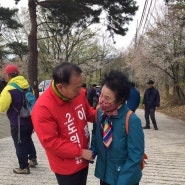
(32, 85, 95, 175)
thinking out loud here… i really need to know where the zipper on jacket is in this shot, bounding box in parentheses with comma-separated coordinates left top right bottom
(103, 149, 107, 181)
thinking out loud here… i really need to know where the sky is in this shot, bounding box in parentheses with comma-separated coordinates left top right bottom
(0, 0, 164, 50)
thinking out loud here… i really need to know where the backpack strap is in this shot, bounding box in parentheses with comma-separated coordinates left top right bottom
(125, 110, 133, 134)
(10, 83, 32, 94)
(9, 83, 23, 144)
(125, 110, 148, 170)
(10, 83, 24, 92)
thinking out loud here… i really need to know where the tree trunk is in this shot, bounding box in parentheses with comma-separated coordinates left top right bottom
(165, 83, 170, 97)
(173, 82, 185, 103)
(28, 0, 39, 98)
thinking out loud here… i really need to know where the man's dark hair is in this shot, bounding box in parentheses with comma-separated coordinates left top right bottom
(82, 83, 86, 88)
(101, 70, 130, 103)
(147, 80, 154, 84)
(52, 62, 82, 85)
(92, 84, 97, 87)
(9, 73, 18, 78)
(130, 82, 135, 87)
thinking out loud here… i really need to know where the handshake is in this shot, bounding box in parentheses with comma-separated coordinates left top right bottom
(81, 149, 95, 163)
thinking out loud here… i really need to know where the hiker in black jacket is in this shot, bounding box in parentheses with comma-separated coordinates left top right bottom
(87, 84, 98, 109)
(142, 80, 160, 130)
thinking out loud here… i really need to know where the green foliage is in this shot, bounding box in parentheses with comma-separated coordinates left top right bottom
(140, 96, 144, 105)
(40, 0, 138, 37)
(6, 41, 29, 58)
(0, 6, 23, 59)
(0, 46, 9, 60)
(9, 0, 138, 94)
(0, 7, 22, 30)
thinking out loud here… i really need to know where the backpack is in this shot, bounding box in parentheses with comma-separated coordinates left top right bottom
(10, 83, 36, 118)
(126, 110, 148, 170)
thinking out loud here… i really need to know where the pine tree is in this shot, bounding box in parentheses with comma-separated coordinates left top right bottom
(0, 7, 22, 59)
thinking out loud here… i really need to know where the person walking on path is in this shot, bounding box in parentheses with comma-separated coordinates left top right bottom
(127, 82, 140, 112)
(82, 83, 87, 96)
(87, 84, 98, 109)
(142, 80, 160, 130)
(91, 70, 144, 185)
(0, 64, 37, 174)
(32, 62, 96, 185)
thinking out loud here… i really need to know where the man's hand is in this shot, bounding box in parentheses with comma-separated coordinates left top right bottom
(81, 149, 93, 161)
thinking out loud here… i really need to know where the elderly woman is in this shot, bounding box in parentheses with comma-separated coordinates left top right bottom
(91, 70, 144, 185)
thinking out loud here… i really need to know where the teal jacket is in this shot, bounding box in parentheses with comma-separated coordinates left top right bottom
(91, 103, 144, 185)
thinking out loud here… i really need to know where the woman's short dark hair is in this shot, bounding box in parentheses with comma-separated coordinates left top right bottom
(101, 70, 130, 103)
(52, 62, 82, 85)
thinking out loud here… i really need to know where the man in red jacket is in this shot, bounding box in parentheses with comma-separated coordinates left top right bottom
(32, 62, 95, 185)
